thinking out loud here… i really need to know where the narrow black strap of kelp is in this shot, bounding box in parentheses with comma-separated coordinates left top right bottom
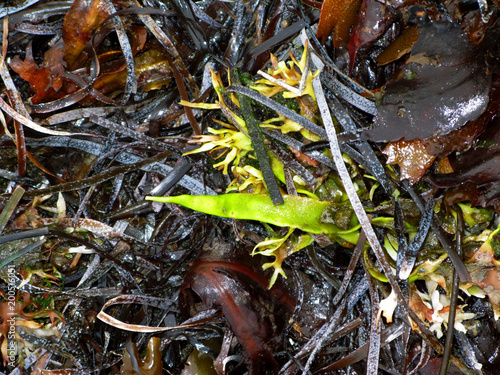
(89, 115, 174, 152)
(263, 129, 336, 170)
(439, 204, 464, 375)
(398, 197, 435, 280)
(362, 247, 381, 375)
(227, 85, 328, 139)
(404, 181, 471, 282)
(247, 19, 306, 60)
(232, 84, 283, 205)
(20, 150, 173, 198)
(0, 237, 46, 269)
(268, 142, 316, 186)
(321, 90, 411, 280)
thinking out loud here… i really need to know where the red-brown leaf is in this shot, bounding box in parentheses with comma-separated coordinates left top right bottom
(62, 0, 111, 68)
(179, 240, 296, 375)
(382, 138, 436, 184)
(348, 0, 394, 71)
(9, 44, 65, 104)
(371, 21, 491, 142)
(316, 0, 345, 42)
(375, 26, 419, 66)
(333, 0, 363, 48)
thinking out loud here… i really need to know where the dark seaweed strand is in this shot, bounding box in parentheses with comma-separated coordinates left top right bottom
(440, 205, 464, 375)
(268, 142, 316, 186)
(398, 197, 435, 279)
(403, 181, 471, 282)
(400, 324, 412, 374)
(89, 115, 174, 151)
(331, 231, 367, 306)
(0, 0, 40, 18)
(247, 19, 306, 60)
(0, 239, 46, 269)
(227, 85, 328, 139)
(20, 150, 172, 198)
(0, 227, 49, 246)
(362, 248, 381, 374)
(102, 0, 136, 105)
(233, 82, 283, 205)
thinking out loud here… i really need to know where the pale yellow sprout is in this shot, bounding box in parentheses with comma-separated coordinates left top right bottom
(227, 165, 266, 194)
(185, 126, 253, 175)
(179, 68, 246, 132)
(260, 114, 321, 141)
(261, 115, 303, 134)
(252, 228, 314, 288)
(250, 41, 320, 100)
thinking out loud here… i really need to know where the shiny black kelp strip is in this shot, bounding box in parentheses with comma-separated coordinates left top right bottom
(0, 239, 46, 269)
(227, 85, 328, 139)
(0, 228, 49, 246)
(16, 136, 214, 196)
(20, 151, 172, 198)
(404, 181, 471, 282)
(233, 83, 283, 205)
(263, 129, 336, 170)
(89, 115, 173, 151)
(247, 19, 306, 60)
(440, 205, 464, 375)
(398, 197, 435, 279)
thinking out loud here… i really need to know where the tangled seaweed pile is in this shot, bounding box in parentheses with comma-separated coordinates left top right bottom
(0, 0, 499, 374)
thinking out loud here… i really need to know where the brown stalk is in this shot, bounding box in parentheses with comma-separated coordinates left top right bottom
(13, 119, 26, 178)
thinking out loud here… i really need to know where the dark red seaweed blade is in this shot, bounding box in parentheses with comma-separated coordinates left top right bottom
(370, 20, 491, 142)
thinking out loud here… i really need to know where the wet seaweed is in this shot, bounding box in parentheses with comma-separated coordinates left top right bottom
(0, 0, 499, 374)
